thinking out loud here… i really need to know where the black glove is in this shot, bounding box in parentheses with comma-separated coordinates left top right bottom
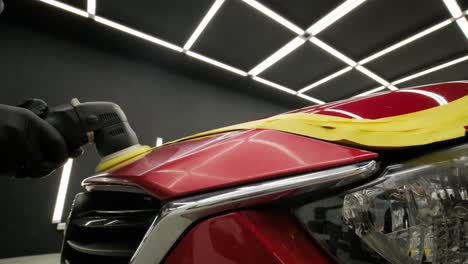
(0, 103, 69, 178)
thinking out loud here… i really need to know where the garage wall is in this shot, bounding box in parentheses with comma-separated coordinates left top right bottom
(0, 7, 289, 258)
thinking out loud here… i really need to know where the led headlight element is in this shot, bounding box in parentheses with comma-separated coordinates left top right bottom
(343, 148, 468, 264)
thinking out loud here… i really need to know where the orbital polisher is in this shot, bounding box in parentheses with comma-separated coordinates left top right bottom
(23, 98, 151, 172)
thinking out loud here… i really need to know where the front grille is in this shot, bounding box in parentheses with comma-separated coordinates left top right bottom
(61, 191, 161, 264)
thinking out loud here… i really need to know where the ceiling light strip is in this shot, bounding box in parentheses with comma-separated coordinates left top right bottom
(94, 16, 183, 52)
(298, 67, 352, 93)
(359, 19, 453, 65)
(310, 37, 357, 66)
(307, 0, 366, 35)
(241, 0, 304, 34)
(392, 54, 468, 85)
(354, 86, 386, 97)
(87, 0, 96, 16)
(184, 0, 226, 50)
(52, 159, 73, 223)
(443, 0, 464, 18)
(443, 0, 468, 39)
(248, 37, 306, 76)
(37, 0, 88, 17)
(186, 51, 247, 76)
(252, 76, 297, 95)
(296, 93, 326, 105)
(455, 17, 468, 39)
(355, 65, 393, 88)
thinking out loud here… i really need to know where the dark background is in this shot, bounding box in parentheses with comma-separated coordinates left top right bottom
(0, 1, 292, 258)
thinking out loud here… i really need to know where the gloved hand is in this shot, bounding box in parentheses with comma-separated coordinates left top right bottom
(0, 103, 69, 178)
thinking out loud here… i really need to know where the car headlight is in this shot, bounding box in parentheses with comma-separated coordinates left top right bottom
(294, 143, 468, 264)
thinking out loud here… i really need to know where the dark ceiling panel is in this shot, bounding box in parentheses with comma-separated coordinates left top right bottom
(256, 0, 344, 28)
(304, 69, 377, 101)
(460, 0, 468, 10)
(397, 57, 468, 88)
(97, 0, 214, 45)
(259, 41, 345, 90)
(366, 24, 468, 81)
(318, 0, 450, 60)
(191, 0, 296, 70)
(60, 0, 86, 10)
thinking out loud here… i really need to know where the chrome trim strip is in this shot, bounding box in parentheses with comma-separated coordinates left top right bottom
(83, 184, 148, 194)
(130, 160, 378, 264)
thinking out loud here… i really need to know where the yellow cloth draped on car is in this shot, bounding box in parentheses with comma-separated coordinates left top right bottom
(167, 95, 468, 148)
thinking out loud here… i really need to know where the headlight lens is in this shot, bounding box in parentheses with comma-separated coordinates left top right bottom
(294, 144, 468, 264)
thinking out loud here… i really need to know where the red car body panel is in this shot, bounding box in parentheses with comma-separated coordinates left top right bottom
(93, 129, 377, 200)
(289, 81, 468, 119)
(164, 209, 332, 264)
(73, 82, 468, 264)
(88, 82, 468, 201)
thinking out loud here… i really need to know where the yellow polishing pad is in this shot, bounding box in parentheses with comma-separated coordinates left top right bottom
(96, 145, 152, 172)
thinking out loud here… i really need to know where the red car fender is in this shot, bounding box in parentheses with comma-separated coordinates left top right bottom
(164, 209, 333, 264)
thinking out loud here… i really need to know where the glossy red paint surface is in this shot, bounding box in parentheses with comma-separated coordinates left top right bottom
(93, 129, 377, 199)
(88, 82, 468, 200)
(289, 81, 468, 119)
(164, 209, 332, 264)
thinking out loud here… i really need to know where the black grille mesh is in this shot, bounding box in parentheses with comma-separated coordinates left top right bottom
(61, 191, 160, 264)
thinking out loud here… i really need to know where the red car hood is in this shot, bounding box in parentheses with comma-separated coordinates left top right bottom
(86, 81, 468, 200)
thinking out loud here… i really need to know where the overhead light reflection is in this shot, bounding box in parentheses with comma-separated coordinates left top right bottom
(399, 89, 448, 105)
(323, 109, 364, 119)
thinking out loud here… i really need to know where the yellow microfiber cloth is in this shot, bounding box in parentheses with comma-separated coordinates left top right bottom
(166, 95, 468, 148)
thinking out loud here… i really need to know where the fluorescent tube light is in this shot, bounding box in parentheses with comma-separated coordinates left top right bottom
(354, 86, 386, 97)
(298, 67, 352, 93)
(248, 37, 306, 76)
(296, 93, 326, 105)
(443, 0, 468, 39)
(399, 90, 448, 105)
(456, 17, 468, 39)
(355, 65, 391, 86)
(252, 76, 297, 95)
(242, 0, 304, 34)
(186, 51, 248, 76)
(359, 19, 452, 64)
(184, 0, 225, 50)
(392, 54, 468, 85)
(38, 0, 88, 17)
(87, 0, 96, 16)
(52, 159, 74, 224)
(307, 0, 366, 35)
(443, 0, 464, 18)
(155, 137, 164, 147)
(310, 37, 357, 66)
(94, 16, 183, 52)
